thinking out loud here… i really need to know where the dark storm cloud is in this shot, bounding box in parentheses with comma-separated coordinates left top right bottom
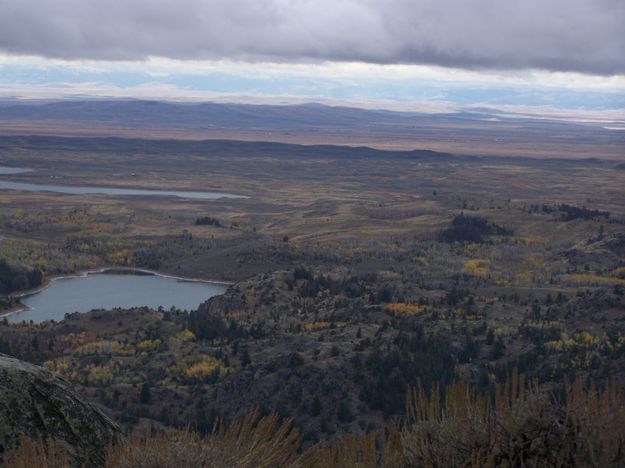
(0, 0, 623, 75)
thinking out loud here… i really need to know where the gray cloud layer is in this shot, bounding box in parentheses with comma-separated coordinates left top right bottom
(1, 0, 624, 75)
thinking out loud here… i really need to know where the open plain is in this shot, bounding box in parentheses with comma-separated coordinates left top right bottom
(0, 103, 624, 464)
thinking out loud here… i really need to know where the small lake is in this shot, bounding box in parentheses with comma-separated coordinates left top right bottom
(0, 166, 31, 175)
(0, 180, 245, 200)
(0, 166, 245, 200)
(6, 271, 227, 323)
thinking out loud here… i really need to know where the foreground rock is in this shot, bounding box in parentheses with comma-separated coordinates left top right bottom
(0, 353, 119, 466)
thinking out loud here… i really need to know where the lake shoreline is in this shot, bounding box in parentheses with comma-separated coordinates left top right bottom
(0, 165, 248, 199)
(0, 266, 232, 320)
(0, 178, 248, 200)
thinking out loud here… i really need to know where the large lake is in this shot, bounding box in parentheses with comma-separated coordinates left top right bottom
(6, 272, 227, 323)
(0, 166, 245, 200)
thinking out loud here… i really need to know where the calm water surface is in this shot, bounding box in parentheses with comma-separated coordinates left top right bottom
(0, 180, 245, 200)
(7, 272, 227, 323)
(0, 166, 30, 175)
(0, 166, 245, 200)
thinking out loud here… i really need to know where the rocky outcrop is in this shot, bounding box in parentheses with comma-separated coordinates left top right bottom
(188, 287, 249, 340)
(197, 287, 248, 316)
(0, 353, 119, 466)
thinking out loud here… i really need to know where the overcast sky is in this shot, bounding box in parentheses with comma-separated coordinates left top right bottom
(1, 0, 624, 74)
(0, 0, 623, 109)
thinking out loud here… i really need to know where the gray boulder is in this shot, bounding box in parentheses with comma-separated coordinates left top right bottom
(0, 353, 119, 466)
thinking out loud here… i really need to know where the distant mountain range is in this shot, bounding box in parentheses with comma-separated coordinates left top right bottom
(0, 99, 502, 127)
(0, 100, 622, 160)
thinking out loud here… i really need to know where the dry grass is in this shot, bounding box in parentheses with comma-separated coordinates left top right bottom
(3, 436, 70, 468)
(299, 429, 402, 468)
(104, 410, 300, 468)
(4, 374, 625, 467)
(401, 372, 625, 467)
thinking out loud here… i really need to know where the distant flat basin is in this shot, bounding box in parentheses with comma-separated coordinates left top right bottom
(6, 271, 227, 323)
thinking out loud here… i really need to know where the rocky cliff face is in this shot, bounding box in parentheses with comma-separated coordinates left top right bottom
(0, 353, 119, 466)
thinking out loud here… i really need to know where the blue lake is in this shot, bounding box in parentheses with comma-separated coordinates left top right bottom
(0, 166, 246, 200)
(6, 272, 227, 323)
(0, 166, 31, 175)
